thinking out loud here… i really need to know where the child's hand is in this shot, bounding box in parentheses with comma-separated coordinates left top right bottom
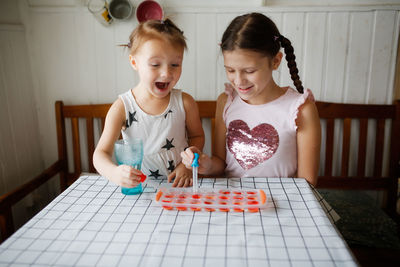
(110, 165, 143, 188)
(180, 146, 211, 174)
(180, 146, 201, 169)
(167, 163, 192, 187)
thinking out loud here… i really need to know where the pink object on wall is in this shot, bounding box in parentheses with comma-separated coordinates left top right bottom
(136, 0, 163, 22)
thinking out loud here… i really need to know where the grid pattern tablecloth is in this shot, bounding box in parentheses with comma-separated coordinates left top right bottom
(0, 175, 357, 267)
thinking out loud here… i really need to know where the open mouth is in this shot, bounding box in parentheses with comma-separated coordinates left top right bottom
(155, 82, 170, 90)
(238, 85, 253, 92)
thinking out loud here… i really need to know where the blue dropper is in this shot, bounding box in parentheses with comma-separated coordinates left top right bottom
(191, 153, 199, 192)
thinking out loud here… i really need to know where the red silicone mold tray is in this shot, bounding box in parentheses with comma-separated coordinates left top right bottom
(155, 187, 267, 212)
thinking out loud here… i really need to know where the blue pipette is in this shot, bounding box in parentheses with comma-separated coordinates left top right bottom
(191, 153, 199, 192)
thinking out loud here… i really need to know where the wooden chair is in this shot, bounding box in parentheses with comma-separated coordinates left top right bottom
(0, 100, 216, 242)
(315, 101, 400, 266)
(316, 100, 400, 219)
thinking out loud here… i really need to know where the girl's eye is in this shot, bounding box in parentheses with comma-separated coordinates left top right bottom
(150, 63, 160, 67)
(171, 64, 180, 67)
(245, 70, 256, 74)
(226, 69, 234, 73)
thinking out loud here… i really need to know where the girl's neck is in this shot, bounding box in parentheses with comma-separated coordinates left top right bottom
(245, 81, 285, 105)
(131, 86, 171, 115)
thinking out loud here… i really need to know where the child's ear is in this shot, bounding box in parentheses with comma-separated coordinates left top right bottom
(129, 55, 138, 70)
(272, 52, 283, 70)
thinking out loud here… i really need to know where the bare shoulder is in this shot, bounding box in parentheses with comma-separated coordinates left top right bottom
(216, 92, 228, 111)
(217, 92, 228, 103)
(106, 98, 126, 127)
(181, 91, 196, 107)
(112, 97, 124, 108)
(299, 99, 319, 118)
(297, 98, 320, 128)
(109, 98, 125, 115)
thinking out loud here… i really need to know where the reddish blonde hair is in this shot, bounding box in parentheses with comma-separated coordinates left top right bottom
(127, 19, 186, 55)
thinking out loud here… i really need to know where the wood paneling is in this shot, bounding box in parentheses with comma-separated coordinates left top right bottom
(0, 27, 43, 194)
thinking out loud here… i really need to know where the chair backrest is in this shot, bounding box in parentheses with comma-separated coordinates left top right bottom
(55, 100, 217, 190)
(55, 101, 110, 190)
(196, 101, 217, 155)
(316, 100, 400, 216)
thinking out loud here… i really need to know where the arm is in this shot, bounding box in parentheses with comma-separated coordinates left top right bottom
(180, 93, 227, 176)
(168, 92, 205, 186)
(183, 92, 205, 150)
(208, 93, 228, 175)
(296, 99, 321, 186)
(93, 98, 143, 188)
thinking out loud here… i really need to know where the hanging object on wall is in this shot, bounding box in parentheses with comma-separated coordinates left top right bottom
(88, 0, 113, 26)
(136, 0, 164, 23)
(109, 0, 133, 20)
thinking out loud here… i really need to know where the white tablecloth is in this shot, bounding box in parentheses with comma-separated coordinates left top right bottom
(0, 175, 358, 267)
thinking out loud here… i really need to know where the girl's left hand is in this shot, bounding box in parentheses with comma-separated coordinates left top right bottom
(167, 163, 193, 187)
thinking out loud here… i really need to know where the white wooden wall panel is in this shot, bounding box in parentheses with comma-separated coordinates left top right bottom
(32, 14, 71, 166)
(280, 12, 305, 89)
(304, 12, 328, 100)
(0, 26, 43, 227)
(368, 10, 397, 103)
(195, 14, 218, 100)
(323, 12, 349, 102)
(74, 11, 99, 103)
(0, 33, 21, 194)
(24, 8, 400, 107)
(0, 28, 43, 193)
(346, 12, 374, 103)
(268, 13, 283, 85)
(216, 13, 237, 95)
(114, 21, 137, 97)
(174, 13, 197, 97)
(93, 21, 117, 103)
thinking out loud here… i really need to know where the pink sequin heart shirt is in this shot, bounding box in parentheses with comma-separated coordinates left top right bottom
(223, 83, 314, 178)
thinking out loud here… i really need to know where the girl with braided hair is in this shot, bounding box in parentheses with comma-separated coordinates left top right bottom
(182, 12, 321, 186)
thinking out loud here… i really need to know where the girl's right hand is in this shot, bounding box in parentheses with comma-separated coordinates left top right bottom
(180, 146, 211, 174)
(111, 165, 143, 188)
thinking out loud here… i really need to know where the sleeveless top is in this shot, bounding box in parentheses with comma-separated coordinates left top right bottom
(119, 89, 188, 179)
(223, 83, 314, 178)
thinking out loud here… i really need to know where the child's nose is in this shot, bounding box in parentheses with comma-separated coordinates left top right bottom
(160, 66, 172, 78)
(234, 73, 245, 85)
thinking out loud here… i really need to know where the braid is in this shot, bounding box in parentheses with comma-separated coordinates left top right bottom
(279, 35, 304, 94)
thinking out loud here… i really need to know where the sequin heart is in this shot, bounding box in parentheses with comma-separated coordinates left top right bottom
(227, 120, 279, 170)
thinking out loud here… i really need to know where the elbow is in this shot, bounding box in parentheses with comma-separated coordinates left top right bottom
(92, 149, 102, 172)
(308, 176, 318, 187)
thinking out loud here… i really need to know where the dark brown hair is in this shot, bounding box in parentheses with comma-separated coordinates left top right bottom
(221, 13, 303, 93)
(124, 19, 187, 55)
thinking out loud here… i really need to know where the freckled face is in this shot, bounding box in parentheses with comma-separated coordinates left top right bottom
(223, 49, 280, 104)
(131, 38, 184, 99)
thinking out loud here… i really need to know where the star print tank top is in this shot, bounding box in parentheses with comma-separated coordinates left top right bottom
(223, 84, 314, 178)
(119, 89, 188, 180)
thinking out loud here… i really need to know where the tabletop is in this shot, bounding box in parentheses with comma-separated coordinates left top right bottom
(0, 175, 357, 267)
